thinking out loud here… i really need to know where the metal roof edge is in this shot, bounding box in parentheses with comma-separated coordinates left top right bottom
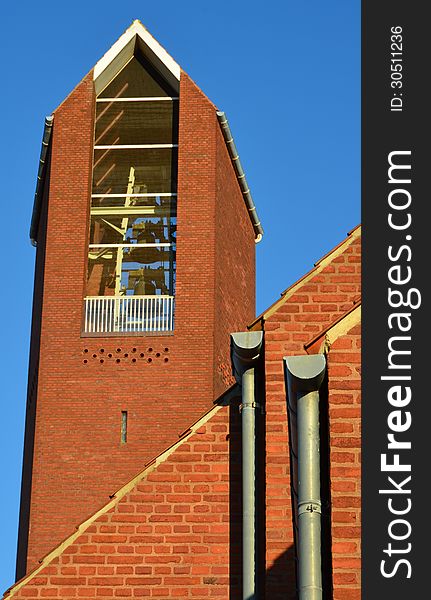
(29, 115, 54, 246)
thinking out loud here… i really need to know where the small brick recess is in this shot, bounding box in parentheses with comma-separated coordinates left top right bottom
(7, 226, 362, 599)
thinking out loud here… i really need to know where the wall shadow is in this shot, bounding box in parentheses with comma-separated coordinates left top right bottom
(262, 544, 297, 600)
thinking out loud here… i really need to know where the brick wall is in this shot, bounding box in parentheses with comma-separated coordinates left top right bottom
(214, 125, 256, 397)
(19, 69, 255, 575)
(327, 324, 361, 600)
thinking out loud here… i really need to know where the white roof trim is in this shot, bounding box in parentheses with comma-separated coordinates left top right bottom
(93, 20, 180, 82)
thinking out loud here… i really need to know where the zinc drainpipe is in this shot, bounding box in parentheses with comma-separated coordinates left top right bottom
(216, 111, 264, 243)
(283, 354, 326, 600)
(231, 331, 264, 600)
(30, 115, 54, 246)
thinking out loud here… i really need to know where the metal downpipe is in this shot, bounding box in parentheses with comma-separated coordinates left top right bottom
(242, 368, 256, 600)
(231, 331, 264, 600)
(284, 354, 326, 600)
(30, 115, 54, 246)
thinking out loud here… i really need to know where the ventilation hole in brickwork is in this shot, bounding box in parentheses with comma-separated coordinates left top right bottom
(164, 348, 169, 353)
(100, 359, 104, 364)
(140, 353, 145, 358)
(147, 358, 152, 363)
(92, 354, 97, 359)
(164, 358, 169, 363)
(132, 358, 137, 363)
(116, 348, 122, 353)
(116, 359, 121, 364)
(84, 348, 89, 353)
(147, 347, 153, 353)
(83, 359, 88, 364)
(100, 348, 105, 353)
(156, 352, 161, 358)
(108, 353, 112, 358)
(124, 353, 129, 358)
(132, 347, 137, 353)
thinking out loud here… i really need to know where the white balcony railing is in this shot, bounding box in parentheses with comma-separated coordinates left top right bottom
(84, 295, 174, 333)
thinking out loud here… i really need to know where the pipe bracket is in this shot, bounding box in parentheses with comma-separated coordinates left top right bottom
(239, 401, 261, 413)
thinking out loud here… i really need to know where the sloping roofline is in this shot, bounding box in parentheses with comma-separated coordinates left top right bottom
(248, 224, 361, 329)
(304, 299, 361, 354)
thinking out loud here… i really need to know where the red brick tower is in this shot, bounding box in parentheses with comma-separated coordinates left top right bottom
(17, 21, 259, 578)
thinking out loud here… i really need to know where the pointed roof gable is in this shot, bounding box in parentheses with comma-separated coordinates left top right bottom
(93, 20, 180, 96)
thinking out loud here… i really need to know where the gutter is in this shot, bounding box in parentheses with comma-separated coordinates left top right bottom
(231, 330, 264, 600)
(30, 115, 54, 246)
(216, 111, 263, 243)
(284, 354, 326, 600)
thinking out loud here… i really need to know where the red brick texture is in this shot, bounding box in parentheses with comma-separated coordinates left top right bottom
(18, 69, 255, 575)
(328, 324, 361, 600)
(214, 125, 256, 397)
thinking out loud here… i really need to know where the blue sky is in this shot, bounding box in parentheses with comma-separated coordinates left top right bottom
(0, 1, 359, 591)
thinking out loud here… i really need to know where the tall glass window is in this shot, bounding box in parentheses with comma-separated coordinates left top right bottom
(84, 53, 178, 334)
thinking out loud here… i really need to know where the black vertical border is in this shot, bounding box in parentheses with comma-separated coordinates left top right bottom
(362, 2, 428, 597)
